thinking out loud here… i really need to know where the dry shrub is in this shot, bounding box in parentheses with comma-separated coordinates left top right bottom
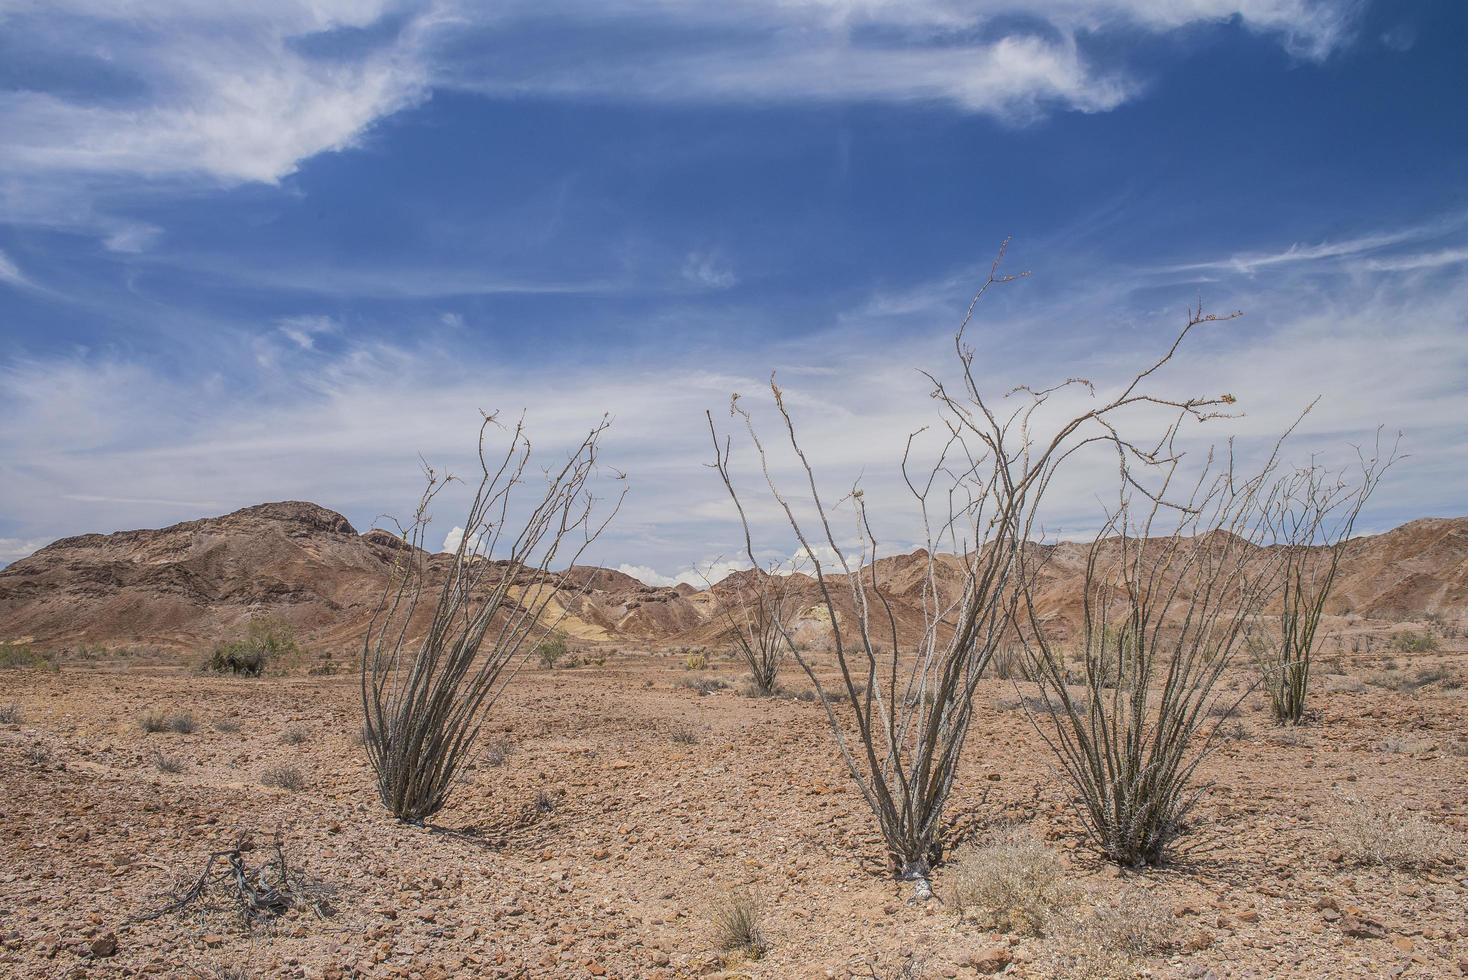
(261, 765, 307, 792)
(280, 725, 310, 746)
(677, 675, 728, 696)
(215, 717, 242, 734)
(668, 722, 701, 745)
(1039, 891, 1175, 979)
(0, 702, 20, 724)
(1373, 735, 1433, 755)
(140, 710, 197, 734)
(153, 751, 185, 774)
(948, 830, 1074, 935)
(1321, 794, 1458, 869)
(482, 738, 513, 767)
(25, 742, 52, 766)
(709, 888, 766, 958)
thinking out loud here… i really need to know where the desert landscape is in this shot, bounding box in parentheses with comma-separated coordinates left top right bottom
(4, 3, 1467, 978)
(1, 503, 1465, 979)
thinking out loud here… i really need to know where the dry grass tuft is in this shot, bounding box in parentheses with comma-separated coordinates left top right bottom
(140, 710, 197, 734)
(280, 725, 310, 746)
(948, 830, 1074, 935)
(260, 765, 307, 792)
(0, 702, 20, 724)
(153, 750, 185, 774)
(1039, 891, 1175, 979)
(1320, 793, 1458, 869)
(709, 888, 766, 958)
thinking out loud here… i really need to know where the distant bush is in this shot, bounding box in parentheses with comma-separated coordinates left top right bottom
(536, 637, 568, 669)
(205, 618, 299, 676)
(684, 651, 709, 671)
(676, 675, 728, 696)
(1391, 630, 1439, 654)
(0, 642, 56, 671)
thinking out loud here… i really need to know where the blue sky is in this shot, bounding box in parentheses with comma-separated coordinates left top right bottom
(1, 0, 1465, 582)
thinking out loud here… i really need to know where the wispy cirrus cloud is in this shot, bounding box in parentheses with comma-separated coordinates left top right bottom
(2, 224, 1462, 576)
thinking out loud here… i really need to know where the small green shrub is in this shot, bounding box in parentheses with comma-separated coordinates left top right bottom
(205, 618, 299, 676)
(0, 642, 56, 671)
(536, 637, 568, 669)
(1391, 631, 1439, 654)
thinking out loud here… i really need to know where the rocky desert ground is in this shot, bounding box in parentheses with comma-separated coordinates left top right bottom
(1, 505, 1466, 979)
(1, 623, 1465, 980)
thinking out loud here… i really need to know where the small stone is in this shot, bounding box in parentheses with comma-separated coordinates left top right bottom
(1184, 930, 1215, 952)
(89, 934, 117, 958)
(968, 946, 1011, 974)
(1392, 936, 1414, 954)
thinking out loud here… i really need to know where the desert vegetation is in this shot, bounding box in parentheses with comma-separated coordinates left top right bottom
(359, 412, 623, 824)
(0, 262, 1462, 979)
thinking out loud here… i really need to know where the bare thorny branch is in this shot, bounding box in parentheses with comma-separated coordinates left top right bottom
(708, 241, 1253, 894)
(361, 412, 624, 824)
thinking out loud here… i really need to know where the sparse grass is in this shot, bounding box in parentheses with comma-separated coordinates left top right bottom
(948, 830, 1075, 936)
(709, 888, 766, 958)
(140, 710, 197, 734)
(1321, 793, 1458, 869)
(1373, 735, 1434, 754)
(194, 964, 253, 980)
(668, 722, 701, 745)
(215, 718, 242, 734)
(153, 750, 185, 774)
(482, 738, 512, 767)
(24, 742, 52, 766)
(0, 702, 20, 724)
(1218, 720, 1249, 742)
(1391, 630, 1439, 654)
(280, 725, 310, 745)
(1324, 675, 1365, 694)
(1368, 667, 1458, 693)
(0, 643, 58, 672)
(789, 688, 820, 703)
(996, 694, 1088, 716)
(1446, 739, 1468, 757)
(0, 642, 57, 671)
(1269, 729, 1314, 748)
(261, 765, 307, 792)
(533, 788, 558, 814)
(1041, 892, 1175, 980)
(677, 675, 729, 696)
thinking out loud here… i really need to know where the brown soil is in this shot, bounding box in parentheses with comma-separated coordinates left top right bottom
(1, 628, 1464, 979)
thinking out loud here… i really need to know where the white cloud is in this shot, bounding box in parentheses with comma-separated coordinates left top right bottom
(275, 314, 339, 350)
(2, 221, 1461, 575)
(436, 1, 1357, 118)
(103, 223, 163, 254)
(0, 250, 31, 290)
(682, 251, 738, 290)
(0, 537, 51, 568)
(0, 3, 430, 187)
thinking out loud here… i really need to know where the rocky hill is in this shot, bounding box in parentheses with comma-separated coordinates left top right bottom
(0, 502, 1463, 653)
